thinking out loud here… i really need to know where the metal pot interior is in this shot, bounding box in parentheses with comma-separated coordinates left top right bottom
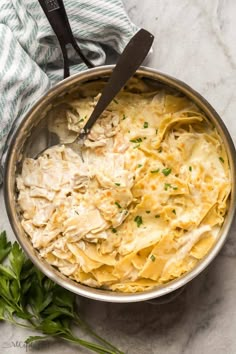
(4, 66, 236, 302)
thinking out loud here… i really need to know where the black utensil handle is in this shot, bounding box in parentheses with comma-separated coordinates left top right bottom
(38, 0, 94, 77)
(81, 28, 154, 136)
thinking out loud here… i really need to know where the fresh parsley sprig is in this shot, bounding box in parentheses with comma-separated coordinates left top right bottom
(0, 231, 123, 354)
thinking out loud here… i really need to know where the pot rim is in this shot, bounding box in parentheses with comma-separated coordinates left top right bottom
(4, 65, 236, 302)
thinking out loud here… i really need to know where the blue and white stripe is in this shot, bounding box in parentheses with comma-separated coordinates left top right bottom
(0, 0, 138, 157)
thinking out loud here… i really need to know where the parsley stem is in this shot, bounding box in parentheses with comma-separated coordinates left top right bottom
(27, 317, 38, 327)
(0, 231, 123, 354)
(5, 318, 34, 330)
(61, 333, 122, 354)
(13, 321, 33, 329)
(74, 315, 123, 353)
(0, 293, 22, 312)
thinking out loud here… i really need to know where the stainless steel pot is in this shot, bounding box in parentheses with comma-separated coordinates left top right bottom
(4, 66, 236, 303)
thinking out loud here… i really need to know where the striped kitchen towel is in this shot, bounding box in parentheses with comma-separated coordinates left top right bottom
(0, 0, 138, 161)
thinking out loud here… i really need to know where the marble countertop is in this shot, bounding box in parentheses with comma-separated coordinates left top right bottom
(1, 0, 236, 353)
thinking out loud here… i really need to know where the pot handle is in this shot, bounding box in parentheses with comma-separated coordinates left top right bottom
(38, 0, 94, 78)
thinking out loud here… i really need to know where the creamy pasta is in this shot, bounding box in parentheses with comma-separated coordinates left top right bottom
(16, 79, 231, 293)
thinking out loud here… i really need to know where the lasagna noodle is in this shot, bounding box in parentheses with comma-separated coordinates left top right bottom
(16, 79, 231, 292)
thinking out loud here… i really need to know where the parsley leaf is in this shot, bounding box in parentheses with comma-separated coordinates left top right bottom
(0, 264, 16, 280)
(219, 157, 224, 163)
(115, 201, 122, 209)
(162, 168, 172, 176)
(39, 319, 66, 335)
(0, 231, 11, 262)
(0, 277, 12, 300)
(143, 122, 148, 128)
(150, 169, 160, 173)
(52, 285, 74, 312)
(28, 278, 52, 314)
(9, 242, 26, 282)
(150, 255, 156, 262)
(164, 183, 172, 191)
(0, 231, 124, 354)
(189, 166, 192, 171)
(10, 279, 20, 303)
(130, 138, 142, 143)
(134, 216, 143, 227)
(164, 183, 177, 191)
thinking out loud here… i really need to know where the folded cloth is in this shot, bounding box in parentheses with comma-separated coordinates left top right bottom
(0, 0, 138, 161)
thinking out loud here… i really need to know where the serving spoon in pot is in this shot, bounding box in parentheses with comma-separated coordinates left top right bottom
(38, 28, 154, 157)
(38, 0, 154, 153)
(38, 0, 154, 155)
(77, 28, 154, 141)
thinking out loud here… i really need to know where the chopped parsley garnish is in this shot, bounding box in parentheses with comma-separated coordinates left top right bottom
(158, 147, 162, 152)
(137, 164, 142, 168)
(156, 129, 158, 135)
(219, 157, 224, 163)
(162, 168, 172, 176)
(143, 137, 147, 140)
(134, 215, 143, 227)
(189, 166, 192, 171)
(155, 214, 160, 218)
(146, 210, 151, 214)
(143, 121, 149, 128)
(150, 169, 160, 173)
(122, 114, 127, 120)
(115, 201, 122, 209)
(111, 228, 117, 233)
(79, 115, 87, 123)
(164, 183, 172, 191)
(133, 144, 140, 149)
(164, 183, 177, 191)
(172, 209, 176, 215)
(150, 254, 156, 262)
(113, 98, 119, 104)
(115, 183, 120, 186)
(130, 138, 142, 143)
